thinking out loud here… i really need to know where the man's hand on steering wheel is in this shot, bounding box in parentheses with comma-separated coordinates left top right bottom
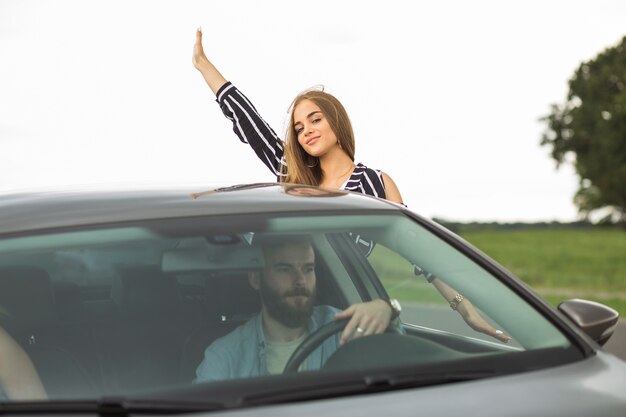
(334, 299, 393, 345)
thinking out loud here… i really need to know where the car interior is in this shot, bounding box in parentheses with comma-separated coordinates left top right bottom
(0, 235, 351, 397)
(0, 214, 576, 399)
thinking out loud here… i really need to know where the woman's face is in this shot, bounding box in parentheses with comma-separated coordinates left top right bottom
(293, 99, 339, 157)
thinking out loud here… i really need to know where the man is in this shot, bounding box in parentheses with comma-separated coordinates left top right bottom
(194, 236, 397, 382)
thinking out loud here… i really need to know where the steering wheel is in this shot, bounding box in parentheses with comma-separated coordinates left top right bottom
(283, 317, 399, 373)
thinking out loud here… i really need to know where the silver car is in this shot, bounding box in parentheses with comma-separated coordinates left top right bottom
(0, 183, 623, 416)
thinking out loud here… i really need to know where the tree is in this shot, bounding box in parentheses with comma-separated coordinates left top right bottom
(541, 36, 626, 223)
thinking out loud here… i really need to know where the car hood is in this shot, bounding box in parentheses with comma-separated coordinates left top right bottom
(193, 351, 626, 417)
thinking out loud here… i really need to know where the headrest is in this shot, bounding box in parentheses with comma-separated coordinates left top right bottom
(53, 281, 85, 322)
(0, 266, 56, 330)
(204, 272, 261, 320)
(115, 265, 183, 319)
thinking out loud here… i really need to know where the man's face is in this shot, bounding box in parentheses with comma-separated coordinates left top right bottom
(257, 242, 317, 328)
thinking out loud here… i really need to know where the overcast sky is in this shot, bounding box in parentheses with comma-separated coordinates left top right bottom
(1, 0, 625, 222)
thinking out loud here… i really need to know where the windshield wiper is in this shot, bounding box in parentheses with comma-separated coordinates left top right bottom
(0, 397, 224, 415)
(242, 369, 496, 406)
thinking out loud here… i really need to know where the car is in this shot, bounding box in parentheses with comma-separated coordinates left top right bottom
(0, 183, 624, 416)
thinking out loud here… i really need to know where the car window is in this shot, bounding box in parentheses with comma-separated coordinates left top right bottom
(0, 213, 575, 402)
(367, 242, 522, 347)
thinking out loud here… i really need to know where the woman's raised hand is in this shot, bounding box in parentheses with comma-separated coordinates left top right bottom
(192, 27, 209, 71)
(192, 27, 227, 94)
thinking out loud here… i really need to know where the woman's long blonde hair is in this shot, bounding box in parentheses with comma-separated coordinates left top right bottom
(281, 89, 355, 186)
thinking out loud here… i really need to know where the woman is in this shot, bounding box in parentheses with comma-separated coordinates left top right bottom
(191, 29, 510, 343)
(191, 29, 403, 204)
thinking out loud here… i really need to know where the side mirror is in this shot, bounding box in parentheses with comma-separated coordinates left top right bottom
(558, 299, 619, 346)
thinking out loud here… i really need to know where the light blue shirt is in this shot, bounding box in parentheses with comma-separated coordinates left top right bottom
(194, 305, 341, 383)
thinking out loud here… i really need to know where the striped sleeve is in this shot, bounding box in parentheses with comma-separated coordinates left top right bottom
(215, 82, 286, 178)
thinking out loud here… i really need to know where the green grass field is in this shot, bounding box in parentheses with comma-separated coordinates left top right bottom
(458, 228, 626, 316)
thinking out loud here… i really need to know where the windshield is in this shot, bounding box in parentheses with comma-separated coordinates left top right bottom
(0, 213, 575, 403)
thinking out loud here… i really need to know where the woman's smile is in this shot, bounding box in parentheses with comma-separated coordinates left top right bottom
(305, 136, 320, 146)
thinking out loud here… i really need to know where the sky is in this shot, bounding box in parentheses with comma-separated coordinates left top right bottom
(1, 0, 625, 222)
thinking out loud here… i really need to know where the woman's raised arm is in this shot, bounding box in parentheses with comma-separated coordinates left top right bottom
(192, 28, 228, 95)
(191, 28, 286, 179)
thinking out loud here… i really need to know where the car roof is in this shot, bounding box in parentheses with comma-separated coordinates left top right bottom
(0, 183, 402, 236)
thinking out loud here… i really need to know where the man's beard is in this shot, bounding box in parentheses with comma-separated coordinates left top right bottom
(259, 280, 316, 329)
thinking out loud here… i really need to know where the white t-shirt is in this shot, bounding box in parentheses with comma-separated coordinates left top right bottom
(265, 332, 308, 375)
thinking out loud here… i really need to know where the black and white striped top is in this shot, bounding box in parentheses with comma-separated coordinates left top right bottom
(216, 82, 387, 200)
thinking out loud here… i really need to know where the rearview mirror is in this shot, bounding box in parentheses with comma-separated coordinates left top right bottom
(558, 299, 619, 346)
